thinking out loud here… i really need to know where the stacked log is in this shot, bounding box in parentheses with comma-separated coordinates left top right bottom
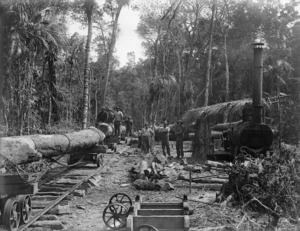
(0, 127, 105, 168)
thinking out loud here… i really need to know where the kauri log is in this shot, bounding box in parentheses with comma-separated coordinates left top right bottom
(97, 122, 114, 137)
(0, 127, 105, 167)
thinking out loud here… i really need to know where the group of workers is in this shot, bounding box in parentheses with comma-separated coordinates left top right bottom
(96, 106, 133, 138)
(97, 106, 185, 159)
(141, 120, 185, 159)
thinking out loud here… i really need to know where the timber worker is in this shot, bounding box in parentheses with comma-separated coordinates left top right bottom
(114, 107, 123, 137)
(141, 123, 154, 154)
(106, 107, 115, 123)
(125, 116, 133, 137)
(96, 107, 107, 125)
(174, 120, 185, 158)
(160, 121, 171, 157)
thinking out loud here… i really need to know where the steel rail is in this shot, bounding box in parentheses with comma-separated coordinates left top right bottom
(18, 155, 113, 231)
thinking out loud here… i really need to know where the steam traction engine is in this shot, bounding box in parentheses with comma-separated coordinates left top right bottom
(213, 41, 273, 158)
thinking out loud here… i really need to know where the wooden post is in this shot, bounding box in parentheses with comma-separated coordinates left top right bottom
(189, 171, 192, 193)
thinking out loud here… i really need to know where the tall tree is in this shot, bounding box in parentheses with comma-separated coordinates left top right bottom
(204, 0, 216, 106)
(82, 0, 96, 129)
(101, 0, 130, 107)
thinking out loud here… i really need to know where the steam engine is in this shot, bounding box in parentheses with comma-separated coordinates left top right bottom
(213, 41, 273, 158)
(222, 112, 273, 157)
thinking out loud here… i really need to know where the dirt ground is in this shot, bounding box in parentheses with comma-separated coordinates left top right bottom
(60, 141, 299, 231)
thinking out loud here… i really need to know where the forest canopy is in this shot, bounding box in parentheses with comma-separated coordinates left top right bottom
(0, 0, 299, 144)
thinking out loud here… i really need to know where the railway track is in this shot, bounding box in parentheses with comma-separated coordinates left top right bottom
(15, 152, 115, 231)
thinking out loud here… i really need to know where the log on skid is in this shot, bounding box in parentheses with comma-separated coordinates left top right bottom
(0, 127, 105, 168)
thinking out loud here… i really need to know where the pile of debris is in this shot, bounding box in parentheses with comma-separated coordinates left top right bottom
(219, 143, 300, 229)
(129, 153, 229, 192)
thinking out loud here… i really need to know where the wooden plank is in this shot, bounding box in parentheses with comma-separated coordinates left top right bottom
(35, 192, 64, 196)
(133, 216, 185, 229)
(39, 187, 68, 192)
(137, 209, 184, 216)
(155, 230, 184, 231)
(140, 202, 183, 209)
(0, 182, 38, 195)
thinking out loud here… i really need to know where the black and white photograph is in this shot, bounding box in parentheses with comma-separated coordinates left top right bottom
(0, 0, 299, 230)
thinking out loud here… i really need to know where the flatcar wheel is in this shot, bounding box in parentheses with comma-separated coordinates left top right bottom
(109, 193, 132, 208)
(102, 203, 128, 230)
(96, 154, 104, 168)
(66, 154, 73, 165)
(17, 195, 32, 224)
(3, 198, 20, 231)
(136, 224, 159, 231)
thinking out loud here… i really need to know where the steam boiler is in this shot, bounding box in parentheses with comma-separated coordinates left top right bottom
(213, 41, 273, 158)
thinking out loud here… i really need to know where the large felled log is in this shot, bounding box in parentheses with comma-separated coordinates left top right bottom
(0, 127, 105, 167)
(97, 122, 114, 137)
(178, 172, 225, 183)
(133, 179, 161, 190)
(176, 183, 223, 191)
(211, 121, 241, 132)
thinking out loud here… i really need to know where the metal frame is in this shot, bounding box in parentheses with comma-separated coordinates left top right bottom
(103, 194, 190, 231)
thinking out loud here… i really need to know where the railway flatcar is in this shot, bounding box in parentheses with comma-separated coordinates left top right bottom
(0, 174, 37, 231)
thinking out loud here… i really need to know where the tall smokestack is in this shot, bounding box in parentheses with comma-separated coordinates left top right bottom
(252, 40, 264, 124)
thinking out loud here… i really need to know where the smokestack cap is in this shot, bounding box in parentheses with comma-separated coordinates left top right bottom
(252, 39, 264, 48)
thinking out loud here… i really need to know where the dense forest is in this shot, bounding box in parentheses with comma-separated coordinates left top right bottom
(0, 0, 299, 144)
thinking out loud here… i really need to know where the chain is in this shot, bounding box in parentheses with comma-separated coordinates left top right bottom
(0, 152, 54, 184)
(51, 155, 85, 167)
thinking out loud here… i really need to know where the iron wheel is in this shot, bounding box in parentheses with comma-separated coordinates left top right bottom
(109, 193, 132, 208)
(2, 198, 20, 231)
(102, 203, 128, 230)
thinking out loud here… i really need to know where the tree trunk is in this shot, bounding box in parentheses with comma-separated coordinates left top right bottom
(192, 119, 212, 163)
(176, 48, 182, 117)
(292, 23, 300, 145)
(102, 5, 123, 107)
(68, 56, 74, 123)
(95, 81, 98, 123)
(48, 53, 59, 123)
(0, 127, 106, 168)
(224, 32, 229, 102)
(48, 90, 52, 127)
(0, 13, 5, 132)
(154, 37, 160, 78)
(223, 31, 229, 122)
(154, 92, 161, 125)
(82, 8, 93, 129)
(204, 0, 216, 106)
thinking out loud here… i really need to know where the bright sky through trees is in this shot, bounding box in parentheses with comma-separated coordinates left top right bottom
(68, 4, 144, 67)
(115, 6, 145, 66)
(68, 0, 298, 67)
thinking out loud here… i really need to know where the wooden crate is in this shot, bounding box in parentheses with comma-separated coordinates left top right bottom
(126, 196, 190, 231)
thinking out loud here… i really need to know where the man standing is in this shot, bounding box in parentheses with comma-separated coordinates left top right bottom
(114, 107, 123, 137)
(96, 107, 107, 126)
(141, 123, 154, 154)
(174, 120, 185, 158)
(125, 116, 133, 137)
(160, 121, 171, 157)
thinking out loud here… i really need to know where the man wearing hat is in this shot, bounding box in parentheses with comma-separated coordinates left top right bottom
(96, 107, 107, 125)
(141, 123, 154, 153)
(125, 116, 133, 137)
(159, 121, 171, 157)
(114, 107, 123, 137)
(174, 120, 185, 158)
